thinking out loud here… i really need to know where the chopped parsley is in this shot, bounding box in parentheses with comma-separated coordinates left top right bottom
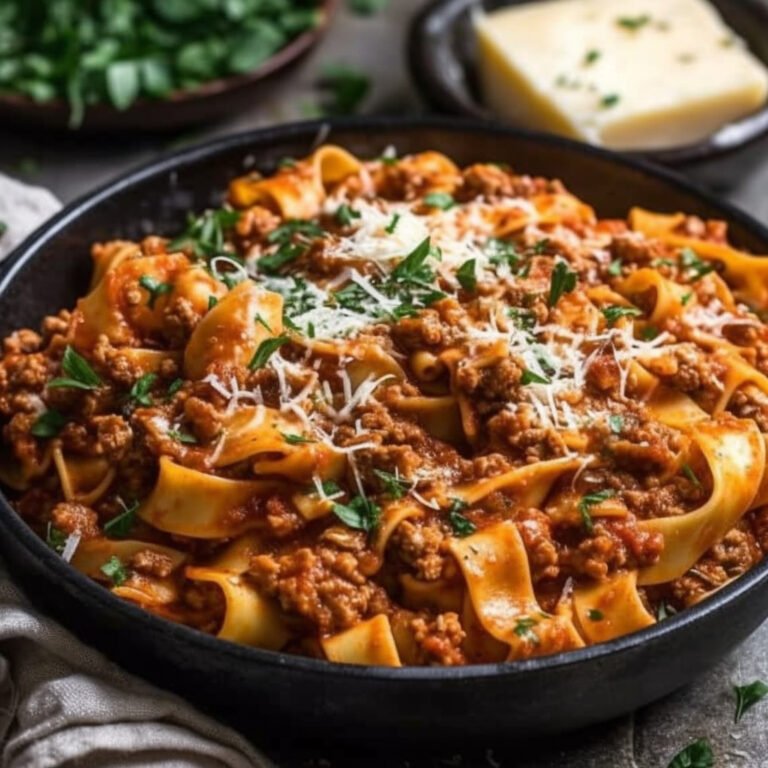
(584, 49, 601, 65)
(601, 93, 621, 109)
(166, 378, 184, 399)
(423, 192, 456, 210)
(138, 275, 172, 308)
(608, 257, 623, 276)
(46, 522, 67, 554)
(680, 248, 714, 282)
(548, 261, 578, 307)
(258, 220, 324, 274)
(513, 617, 540, 644)
(456, 259, 477, 292)
(508, 307, 536, 332)
(608, 414, 624, 434)
(642, 326, 659, 340)
(667, 739, 713, 768)
(48, 346, 102, 391)
(485, 237, 520, 269)
(254, 313, 273, 333)
(578, 489, 615, 534)
(278, 157, 297, 169)
(532, 238, 550, 255)
(681, 292, 693, 306)
(281, 432, 316, 445)
(734, 680, 768, 723)
(318, 63, 370, 116)
(127, 373, 157, 407)
(267, 220, 325, 245)
(385, 213, 400, 234)
(169, 208, 240, 260)
(373, 469, 409, 499)
(208, 295, 218, 310)
(104, 499, 139, 539)
(335, 204, 361, 227)
(448, 498, 476, 537)
(167, 428, 197, 445)
(587, 609, 604, 621)
(617, 15, 651, 30)
(332, 494, 381, 532)
(30, 409, 67, 438)
(682, 463, 702, 489)
(521, 369, 550, 386)
(258, 242, 306, 274)
(100, 555, 128, 587)
(248, 335, 290, 370)
(602, 305, 642, 325)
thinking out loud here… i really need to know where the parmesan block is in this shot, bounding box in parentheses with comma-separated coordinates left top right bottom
(475, 0, 768, 150)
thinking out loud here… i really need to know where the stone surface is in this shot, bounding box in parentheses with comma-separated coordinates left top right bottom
(0, 1, 767, 766)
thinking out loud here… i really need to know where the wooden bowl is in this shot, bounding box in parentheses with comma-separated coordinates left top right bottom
(0, 0, 338, 134)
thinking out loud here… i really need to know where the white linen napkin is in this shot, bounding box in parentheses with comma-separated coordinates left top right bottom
(0, 174, 270, 768)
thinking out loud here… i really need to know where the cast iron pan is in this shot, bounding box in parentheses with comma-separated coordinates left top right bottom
(1, 118, 767, 747)
(408, 0, 768, 167)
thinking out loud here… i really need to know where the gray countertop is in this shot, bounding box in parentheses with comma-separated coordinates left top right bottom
(1, 2, 767, 766)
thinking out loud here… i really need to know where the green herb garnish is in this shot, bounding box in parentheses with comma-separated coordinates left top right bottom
(456, 259, 477, 293)
(448, 498, 476, 537)
(423, 192, 456, 210)
(587, 609, 604, 621)
(373, 469, 409, 499)
(734, 680, 768, 723)
(601, 93, 621, 108)
(513, 617, 540, 644)
(100, 555, 128, 587)
(609, 414, 624, 434)
(166, 378, 184, 399)
(602, 305, 642, 325)
(248, 335, 289, 370)
(318, 64, 369, 116)
(578, 489, 615, 534)
(617, 15, 651, 30)
(667, 739, 713, 768)
(104, 499, 139, 539)
(167, 428, 197, 445)
(46, 522, 67, 554)
(127, 373, 157, 407)
(281, 432, 316, 445)
(682, 463, 702, 489)
(385, 213, 400, 234)
(332, 494, 381, 532)
(169, 208, 240, 259)
(336, 204, 361, 227)
(680, 248, 714, 282)
(31, 409, 67, 438)
(521, 369, 551, 386)
(548, 261, 578, 307)
(584, 49, 601, 65)
(48, 346, 102, 391)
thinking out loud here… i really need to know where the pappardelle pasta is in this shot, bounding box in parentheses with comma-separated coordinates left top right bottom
(3, 145, 768, 666)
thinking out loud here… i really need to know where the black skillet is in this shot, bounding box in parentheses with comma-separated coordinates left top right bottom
(1, 118, 767, 746)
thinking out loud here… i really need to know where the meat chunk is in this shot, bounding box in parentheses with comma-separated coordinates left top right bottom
(411, 612, 466, 666)
(50, 502, 100, 540)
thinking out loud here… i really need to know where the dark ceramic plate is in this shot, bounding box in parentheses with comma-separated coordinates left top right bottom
(0, 0, 337, 134)
(408, 0, 768, 166)
(1, 118, 768, 746)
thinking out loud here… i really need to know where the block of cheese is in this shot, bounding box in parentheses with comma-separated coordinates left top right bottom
(474, 0, 768, 150)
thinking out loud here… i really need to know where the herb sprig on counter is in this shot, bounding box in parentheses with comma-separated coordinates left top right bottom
(0, 0, 322, 126)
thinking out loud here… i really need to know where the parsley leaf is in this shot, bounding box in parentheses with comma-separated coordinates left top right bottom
(609, 414, 624, 434)
(513, 617, 540, 644)
(104, 499, 139, 539)
(248, 335, 289, 369)
(391, 237, 433, 281)
(666, 739, 714, 768)
(336, 204, 360, 227)
(584, 49, 601, 65)
(448, 498, 476, 537)
(456, 259, 477, 292)
(128, 373, 157, 407)
(318, 64, 369, 116)
(281, 432, 316, 445)
(587, 609, 604, 621)
(423, 192, 455, 210)
(680, 248, 714, 282)
(138, 275, 172, 308)
(46, 522, 67, 554)
(578, 489, 615, 534)
(258, 242, 305, 274)
(333, 495, 381, 532)
(167, 428, 197, 445)
(169, 209, 240, 260)
(602, 305, 642, 325)
(734, 680, 768, 723)
(373, 469, 409, 499)
(617, 15, 651, 30)
(608, 257, 623, 276)
(521, 369, 550, 386)
(166, 378, 184, 399)
(548, 261, 578, 307)
(601, 93, 621, 108)
(682, 463, 702, 489)
(100, 555, 128, 586)
(486, 237, 520, 269)
(385, 214, 400, 234)
(31, 409, 67, 438)
(48, 346, 102, 391)
(267, 220, 325, 245)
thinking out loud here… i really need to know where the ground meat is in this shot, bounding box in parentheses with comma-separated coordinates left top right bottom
(389, 518, 449, 581)
(261, 496, 305, 539)
(608, 233, 669, 269)
(50, 502, 101, 540)
(129, 549, 176, 578)
(2, 329, 42, 355)
(94, 415, 133, 460)
(455, 356, 522, 402)
(486, 407, 568, 463)
(585, 354, 621, 395)
(391, 310, 444, 350)
(40, 310, 71, 343)
(183, 396, 223, 443)
(411, 612, 466, 666)
(622, 477, 701, 521)
(670, 524, 762, 606)
(162, 296, 202, 347)
(91, 335, 146, 386)
(516, 509, 559, 582)
(728, 385, 768, 432)
(249, 545, 389, 634)
(608, 418, 684, 474)
(559, 518, 663, 579)
(749, 506, 768, 553)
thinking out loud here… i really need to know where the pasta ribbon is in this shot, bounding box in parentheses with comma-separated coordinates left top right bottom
(449, 522, 584, 659)
(186, 567, 290, 649)
(139, 457, 277, 538)
(573, 571, 655, 644)
(638, 417, 764, 585)
(321, 614, 402, 666)
(615, 268, 690, 324)
(52, 447, 115, 506)
(184, 282, 283, 379)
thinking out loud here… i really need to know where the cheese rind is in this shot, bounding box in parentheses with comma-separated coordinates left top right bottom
(474, 0, 768, 150)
